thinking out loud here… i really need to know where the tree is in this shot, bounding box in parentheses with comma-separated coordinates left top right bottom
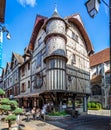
(0, 88, 5, 97)
(0, 89, 23, 130)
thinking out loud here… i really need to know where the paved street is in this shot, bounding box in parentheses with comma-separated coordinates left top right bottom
(47, 115, 111, 130)
(0, 114, 111, 130)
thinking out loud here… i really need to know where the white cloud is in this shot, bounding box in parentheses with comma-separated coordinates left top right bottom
(17, 0, 36, 7)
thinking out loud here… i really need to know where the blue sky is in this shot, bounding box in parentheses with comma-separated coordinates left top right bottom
(1, 0, 109, 68)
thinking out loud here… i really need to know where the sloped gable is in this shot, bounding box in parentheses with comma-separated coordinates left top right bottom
(10, 52, 24, 68)
(66, 14, 94, 55)
(5, 62, 11, 75)
(28, 15, 47, 50)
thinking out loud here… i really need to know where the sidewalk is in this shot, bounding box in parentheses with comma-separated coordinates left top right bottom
(0, 116, 64, 130)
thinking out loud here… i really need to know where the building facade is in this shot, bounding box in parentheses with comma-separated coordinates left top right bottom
(1, 52, 24, 99)
(0, 9, 94, 114)
(90, 48, 110, 108)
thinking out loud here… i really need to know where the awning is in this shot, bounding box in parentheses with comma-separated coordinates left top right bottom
(91, 75, 103, 84)
(14, 90, 45, 99)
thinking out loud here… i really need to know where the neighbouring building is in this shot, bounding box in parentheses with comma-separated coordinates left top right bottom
(19, 47, 31, 108)
(89, 48, 110, 108)
(2, 53, 24, 99)
(0, 9, 94, 114)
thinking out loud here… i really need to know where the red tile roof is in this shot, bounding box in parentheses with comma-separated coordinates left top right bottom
(89, 48, 110, 67)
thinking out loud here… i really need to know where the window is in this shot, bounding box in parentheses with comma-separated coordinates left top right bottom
(36, 52, 42, 67)
(36, 74, 43, 88)
(21, 83, 25, 92)
(71, 54, 76, 64)
(22, 67, 25, 77)
(14, 86, 18, 96)
(10, 78, 12, 83)
(28, 63, 30, 70)
(106, 74, 110, 84)
(15, 60, 17, 66)
(38, 37, 42, 47)
(72, 32, 78, 42)
(28, 80, 30, 88)
(92, 85, 101, 95)
(48, 59, 65, 69)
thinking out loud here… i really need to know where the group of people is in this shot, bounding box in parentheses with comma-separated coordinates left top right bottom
(22, 103, 54, 121)
(31, 106, 41, 120)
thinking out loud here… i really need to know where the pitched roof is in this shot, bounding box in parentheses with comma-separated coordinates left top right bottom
(28, 13, 94, 55)
(13, 52, 24, 64)
(89, 48, 110, 67)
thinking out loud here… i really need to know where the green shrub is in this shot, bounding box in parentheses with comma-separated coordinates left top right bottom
(0, 98, 22, 129)
(0, 104, 11, 111)
(48, 111, 67, 116)
(0, 88, 5, 95)
(6, 114, 16, 121)
(88, 101, 102, 110)
(13, 108, 23, 115)
(91, 102, 96, 108)
(88, 102, 91, 108)
(0, 98, 10, 105)
(96, 103, 102, 109)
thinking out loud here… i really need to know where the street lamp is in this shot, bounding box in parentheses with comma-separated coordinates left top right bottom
(0, 24, 11, 42)
(85, 0, 109, 18)
(85, 0, 111, 126)
(85, 0, 100, 18)
(0, 24, 11, 67)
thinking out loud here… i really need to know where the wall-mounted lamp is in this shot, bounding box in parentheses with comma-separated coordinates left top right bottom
(0, 24, 11, 42)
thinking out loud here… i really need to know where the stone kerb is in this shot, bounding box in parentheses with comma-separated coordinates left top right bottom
(88, 110, 110, 116)
(45, 114, 71, 120)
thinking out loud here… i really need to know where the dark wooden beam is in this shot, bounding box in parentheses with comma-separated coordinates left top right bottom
(0, 0, 6, 23)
